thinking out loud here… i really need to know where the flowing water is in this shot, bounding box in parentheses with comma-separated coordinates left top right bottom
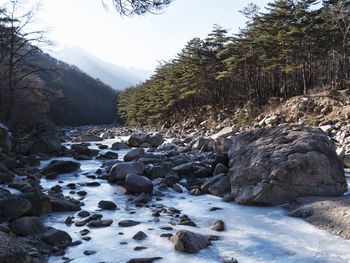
(37, 138, 350, 263)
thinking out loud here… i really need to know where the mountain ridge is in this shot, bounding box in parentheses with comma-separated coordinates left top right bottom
(52, 46, 153, 90)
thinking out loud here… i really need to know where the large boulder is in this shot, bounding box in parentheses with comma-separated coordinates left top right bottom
(0, 188, 32, 223)
(0, 124, 11, 153)
(125, 173, 153, 193)
(170, 230, 211, 254)
(30, 135, 61, 154)
(50, 197, 81, 212)
(228, 126, 347, 206)
(9, 216, 46, 236)
(71, 144, 94, 156)
(124, 148, 144, 162)
(40, 160, 81, 178)
(148, 133, 164, 147)
(21, 190, 52, 216)
(111, 142, 130, 150)
(110, 162, 145, 181)
(127, 134, 150, 147)
(42, 228, 72, 247)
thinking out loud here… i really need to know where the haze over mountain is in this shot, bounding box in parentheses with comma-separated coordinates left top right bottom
(52, 47, 153, 90)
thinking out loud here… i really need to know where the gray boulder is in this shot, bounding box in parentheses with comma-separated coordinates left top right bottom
(127, 134, 150, 147)
(9, 216, 46, 236)
(40, 160, 80, 177)
(98, 200, 117, 210)
(118, 220, 140, 227)
(30, 135, 61, 154)
(71, 144, 93, 156)
(211, 220, 225, 232)
(132, 231, 148, 240)
(208, 175, 231, 197)
(0, 189, 32, 223)
(171, 230, 211, 254)
(0, 124, 11, 153)
(172, 162, 193, 177)
(110, 162, 145, 181)
(87, 219, 113, 227)
(201, 174, 226, 194)
(42, 228, 72, 247)
(124, 148, 144, 162)
(146, 165, 171, 180)
(149, 133, 164, 147)
(125, 173, 153, 193)
(228, 126, 347, 206)
(111, 142, 130, 150)
(50, 197, 81, 212)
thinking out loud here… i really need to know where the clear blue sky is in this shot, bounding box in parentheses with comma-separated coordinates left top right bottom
(39, 0, 272, 70)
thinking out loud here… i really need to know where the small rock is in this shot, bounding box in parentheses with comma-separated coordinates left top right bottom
(83, 250, 96, 255)
(98, 200, 117, 210)
(86, 182, 100, 187)
(211, 220, 225, 232)
(87, 219, 113, 227)
(134, 246, 148, 250)
(118, 220, 140, 227)
(79, 229, 89, 236)
(78, 211, 90, 218)
(171, 230, 211, 253)
(133, 231, 148, 240)
(172, 183, 183, 193)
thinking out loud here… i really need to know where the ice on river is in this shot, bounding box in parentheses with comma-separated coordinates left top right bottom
(40, 140, 350, 263)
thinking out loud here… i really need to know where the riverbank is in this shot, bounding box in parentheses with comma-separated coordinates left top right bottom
(1, 121, 350, 263)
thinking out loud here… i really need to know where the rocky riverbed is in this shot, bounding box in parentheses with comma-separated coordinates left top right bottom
(1, 123, 350, 263)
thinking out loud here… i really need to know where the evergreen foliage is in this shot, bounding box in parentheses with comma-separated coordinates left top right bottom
(118, 0, 350, 126)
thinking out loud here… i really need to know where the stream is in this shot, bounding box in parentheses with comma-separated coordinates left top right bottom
(38, 138, 350, 263)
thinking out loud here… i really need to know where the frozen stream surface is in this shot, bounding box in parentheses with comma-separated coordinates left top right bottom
(39, 138, 350, 263)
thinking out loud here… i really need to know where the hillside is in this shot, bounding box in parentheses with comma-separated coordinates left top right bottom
(34, 51, 117, 126)
(117, 1, 350, 127)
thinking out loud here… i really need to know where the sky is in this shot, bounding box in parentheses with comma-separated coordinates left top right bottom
(38, 0, 272, 71)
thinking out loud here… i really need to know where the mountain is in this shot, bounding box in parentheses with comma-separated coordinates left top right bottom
(52, 47, 153, 90)
(34, 51, 117, 126)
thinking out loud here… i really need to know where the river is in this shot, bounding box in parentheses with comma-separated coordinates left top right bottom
(38, 138, 350, 263)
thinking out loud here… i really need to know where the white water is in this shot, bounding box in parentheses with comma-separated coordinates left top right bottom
(40, 139, 350, 263)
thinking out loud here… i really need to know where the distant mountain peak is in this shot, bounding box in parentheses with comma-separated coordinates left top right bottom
(51, 46, 153, 90)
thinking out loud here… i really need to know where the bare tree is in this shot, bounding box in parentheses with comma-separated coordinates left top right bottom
(109, 0, 173, 16)
(0, 0, 52, 124)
